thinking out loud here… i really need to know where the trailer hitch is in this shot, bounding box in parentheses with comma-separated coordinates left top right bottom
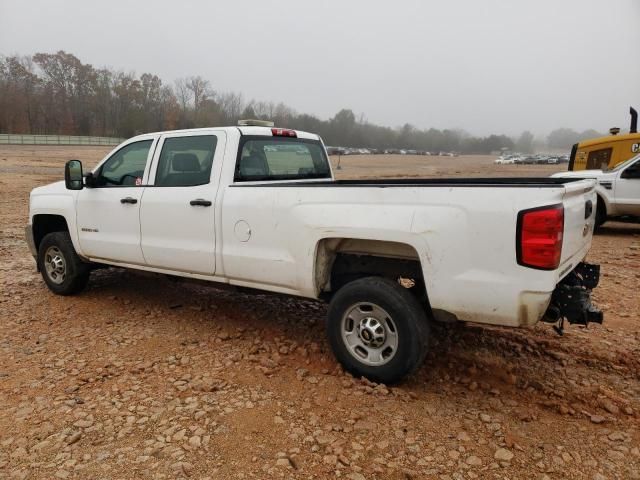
(542, 262, 603, 336)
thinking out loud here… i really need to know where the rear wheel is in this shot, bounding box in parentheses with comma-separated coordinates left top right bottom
(38, 232, 90, 295)
(327, 276, 429, 384)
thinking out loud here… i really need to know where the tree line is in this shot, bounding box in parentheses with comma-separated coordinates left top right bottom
(0, 51, 600, 153)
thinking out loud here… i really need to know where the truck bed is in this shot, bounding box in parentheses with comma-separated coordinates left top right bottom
(222, 175, 596, 328)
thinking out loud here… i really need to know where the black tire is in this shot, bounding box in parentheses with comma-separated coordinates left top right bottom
(327, 276, 429, 384)
(595, 199, 607, 231)
(37, 231, 90, 295)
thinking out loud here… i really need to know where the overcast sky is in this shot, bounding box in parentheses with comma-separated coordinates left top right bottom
(1, 0, 638, 136)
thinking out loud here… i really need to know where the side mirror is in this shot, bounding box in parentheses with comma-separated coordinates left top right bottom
(64, 160, 84, 190)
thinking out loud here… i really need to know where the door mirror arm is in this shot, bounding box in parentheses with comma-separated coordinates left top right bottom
(84, 172, 97, 188)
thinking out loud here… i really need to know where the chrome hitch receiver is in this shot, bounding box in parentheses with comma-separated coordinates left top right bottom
(543, 262, 603, 335)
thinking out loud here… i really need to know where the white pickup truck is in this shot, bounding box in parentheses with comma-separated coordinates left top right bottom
(552, 154, 640, 227)
(26, 122, 603, 383)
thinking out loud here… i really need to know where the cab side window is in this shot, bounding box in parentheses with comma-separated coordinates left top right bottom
(622, 160, 640, 179)
(96, 140, 153, 187)
(154, 135, 218, 187)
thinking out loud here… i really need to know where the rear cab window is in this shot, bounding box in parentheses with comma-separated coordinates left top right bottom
(234, 136, 331, 182)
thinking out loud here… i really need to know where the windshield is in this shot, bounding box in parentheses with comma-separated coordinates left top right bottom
(608, 154, 640, 172)
(235, 136, 331, 182)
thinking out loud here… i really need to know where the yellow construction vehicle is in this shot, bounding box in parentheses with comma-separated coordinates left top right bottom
(569, 107, 639, 171)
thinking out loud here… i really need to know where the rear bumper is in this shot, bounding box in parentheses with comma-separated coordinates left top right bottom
(543, 262, 603, 328)
(25, 225, 37, 259)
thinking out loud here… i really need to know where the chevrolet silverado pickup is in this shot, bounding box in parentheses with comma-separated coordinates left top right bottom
(552, 153, 640, 227)
(25, 122, 603, 383)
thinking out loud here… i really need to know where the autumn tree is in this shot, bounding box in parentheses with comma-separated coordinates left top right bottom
(0, 50, 594, 154)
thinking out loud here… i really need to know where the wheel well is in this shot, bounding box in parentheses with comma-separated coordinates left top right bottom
(596, 194, 607, 214)
(315, 238, 430, 308)
(330, 253, 423, 290)
(33, 214, 69, 252)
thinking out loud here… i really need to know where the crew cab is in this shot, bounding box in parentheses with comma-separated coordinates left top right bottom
(25, 122, 603, 383)
(552, 153, 640, 227)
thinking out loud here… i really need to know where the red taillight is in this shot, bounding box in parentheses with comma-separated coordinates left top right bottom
(517, 205, 564, 270)
(271, 128, 297, 137)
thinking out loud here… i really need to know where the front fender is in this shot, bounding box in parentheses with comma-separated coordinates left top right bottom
(594, 184, 615, 214)
(30, 191, 82, 256)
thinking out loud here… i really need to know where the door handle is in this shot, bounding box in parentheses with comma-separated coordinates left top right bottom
(190, 199, 212, 207)
(120, 197, 138, 204)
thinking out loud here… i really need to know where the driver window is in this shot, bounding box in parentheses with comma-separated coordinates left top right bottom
(96, 140, 153, 187)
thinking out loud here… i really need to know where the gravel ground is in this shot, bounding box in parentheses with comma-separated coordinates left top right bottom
(1, 146, 639, 479)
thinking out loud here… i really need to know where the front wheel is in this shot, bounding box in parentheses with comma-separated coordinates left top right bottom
(327, 276, 429, 384)
(37, 232, 90, 295)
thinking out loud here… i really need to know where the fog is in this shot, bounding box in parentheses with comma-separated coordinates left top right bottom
(1, 0, 638, 136)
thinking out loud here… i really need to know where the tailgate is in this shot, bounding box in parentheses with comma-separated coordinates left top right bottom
(558, 179, 597, 278)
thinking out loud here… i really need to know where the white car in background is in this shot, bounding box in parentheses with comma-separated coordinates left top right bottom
(552, 154, 640, 227)
(494, 156, 515, 164)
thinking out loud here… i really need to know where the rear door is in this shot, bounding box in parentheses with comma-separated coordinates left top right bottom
(76, 138, 156, 264)
(140, 131, 225, 275)
(222, 134, 331, 288)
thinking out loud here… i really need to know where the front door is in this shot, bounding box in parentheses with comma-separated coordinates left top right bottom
(139, 132, 224, 275)
(76, 138, 155, 264)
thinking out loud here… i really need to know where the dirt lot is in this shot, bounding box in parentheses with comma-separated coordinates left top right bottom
(1, 146, 639, 480)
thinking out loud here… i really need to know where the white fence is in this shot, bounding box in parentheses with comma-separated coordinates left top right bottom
(0, 134, 124, 146)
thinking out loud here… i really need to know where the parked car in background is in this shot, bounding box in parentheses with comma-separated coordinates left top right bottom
(325, 146, 344, 156)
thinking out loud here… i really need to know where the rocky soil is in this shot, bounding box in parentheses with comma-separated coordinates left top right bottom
(1, 146, 639, 479)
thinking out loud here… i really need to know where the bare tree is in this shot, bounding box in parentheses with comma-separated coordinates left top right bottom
(217, 92, 244, 124)
(252, 101, 272, 119)
(174, 78, 193, 111)
(185, 76, 213, 112)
